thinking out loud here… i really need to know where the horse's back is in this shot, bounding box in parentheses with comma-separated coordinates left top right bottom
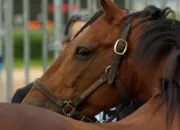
(0, 103, 69, 130)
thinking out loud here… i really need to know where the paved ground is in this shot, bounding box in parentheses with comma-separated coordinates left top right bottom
(0, 67, 43, 101)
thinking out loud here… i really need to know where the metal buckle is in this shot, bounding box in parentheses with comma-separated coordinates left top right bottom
(105, 66, 118, 76)
(62, 101, 75, 116)
(80, 116, 86, 122)
(105, 66, 111, 73)
(81, 116, 97, 123)
(114, 39, 128, 55)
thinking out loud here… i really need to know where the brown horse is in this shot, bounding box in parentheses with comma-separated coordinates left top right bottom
(0, 103, 106, 130)
(0, 98, 177, 130)
(0, 99, 176, 130)
(21, 0, 180, 129)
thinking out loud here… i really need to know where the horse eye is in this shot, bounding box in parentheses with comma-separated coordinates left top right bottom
(74, 46, 92, 60)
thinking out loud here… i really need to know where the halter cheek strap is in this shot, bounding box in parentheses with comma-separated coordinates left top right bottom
(108, 20, 132, 102)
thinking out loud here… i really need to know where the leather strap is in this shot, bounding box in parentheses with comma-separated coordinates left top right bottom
(33, 73, 108, 123)
(34, 78, 65, 108)
(108, 20, 132, 84)
(114, 76, 129, 103)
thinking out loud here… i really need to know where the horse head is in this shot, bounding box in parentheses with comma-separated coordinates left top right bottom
(22, 1, 180, 127)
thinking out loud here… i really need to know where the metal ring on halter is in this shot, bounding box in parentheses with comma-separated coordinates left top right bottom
(105, 66, 118, 75)
(62, 101, 74, 116)
(114, 39, 128, 55)
(105, 66, 111, 73)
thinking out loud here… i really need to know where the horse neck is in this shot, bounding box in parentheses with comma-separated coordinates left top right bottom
(100, 96, 179, 130)
(130, 52, 169, 102)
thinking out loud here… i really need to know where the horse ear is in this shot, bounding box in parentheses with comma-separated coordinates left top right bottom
(99, 0, 127, 22)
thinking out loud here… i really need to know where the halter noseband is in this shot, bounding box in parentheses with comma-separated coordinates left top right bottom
(33, 19, 132, 123)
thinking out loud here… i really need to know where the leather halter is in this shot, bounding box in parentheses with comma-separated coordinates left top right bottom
(33, 20, 132, 123)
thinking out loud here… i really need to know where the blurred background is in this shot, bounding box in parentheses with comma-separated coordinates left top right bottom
(0, 0, 179, 103)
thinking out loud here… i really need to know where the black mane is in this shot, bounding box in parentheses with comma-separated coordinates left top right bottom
(132, 5, 180, 129)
